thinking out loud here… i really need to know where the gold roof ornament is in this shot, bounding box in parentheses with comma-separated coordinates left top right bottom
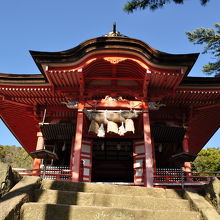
(104, 22, 127, 38)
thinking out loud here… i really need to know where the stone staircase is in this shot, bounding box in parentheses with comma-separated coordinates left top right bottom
(20, 179, 202, 220)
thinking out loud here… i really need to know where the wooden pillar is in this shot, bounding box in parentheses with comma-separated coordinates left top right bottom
(33, 132, 44, 171)
(184, 162, 192, 182)
(71, 103, 84, 182)
(184, 162, 191, 172)
(182, 132, 191, 182)
(182, 133, 189, 153)
(143, 102, 154, 187)
(70, 137, 75, 174)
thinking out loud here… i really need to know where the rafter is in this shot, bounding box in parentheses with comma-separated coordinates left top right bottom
(143, 71, 150, 100)
(78, 69, 84, 98)
(86, 76, 143, 81)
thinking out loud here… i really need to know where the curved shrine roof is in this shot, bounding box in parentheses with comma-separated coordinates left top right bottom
(0, 33, 219, 154)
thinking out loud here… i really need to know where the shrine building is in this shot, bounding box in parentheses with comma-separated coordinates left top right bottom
(1, 28, 220, 187)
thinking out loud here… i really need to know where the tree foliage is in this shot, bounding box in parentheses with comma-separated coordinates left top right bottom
(124, 0, 210, 13)
(191, 148, 220, 172)
(0, 145, 33, 168)
(186, 24, 220, 76)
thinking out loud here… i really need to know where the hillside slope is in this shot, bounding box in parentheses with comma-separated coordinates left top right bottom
(0, 145, 33, 168)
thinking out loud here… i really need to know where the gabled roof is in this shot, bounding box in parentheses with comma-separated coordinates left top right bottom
(0, 33, 219, 154)
(29, 35, 199, 77)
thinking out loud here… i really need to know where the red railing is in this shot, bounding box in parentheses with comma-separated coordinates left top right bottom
(13, 167, 72, 181)
(154, 170, 220, 187)
(13, 168, 220, 187)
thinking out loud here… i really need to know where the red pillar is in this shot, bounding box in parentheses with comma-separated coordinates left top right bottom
(151, 138, 156, 170)
(184, 162, 191, 172)
(184, 162, 192, 182)
(182, 133, 189, 153)
(71, 103, 84, 182)
(143, 102, 154, 187)
(33, 132, 44, 172)
(70, 137, 75, 174)
(182, 133, 191, 182)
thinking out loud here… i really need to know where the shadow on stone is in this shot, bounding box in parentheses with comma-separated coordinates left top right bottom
(43, 180, 85, 220)
(203, 177, 220, 214)
(0, 176, 41, 220)
(0, 161, 22, 198)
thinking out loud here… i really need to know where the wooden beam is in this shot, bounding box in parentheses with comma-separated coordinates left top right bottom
(2, 97, 34, 108)
(55, 86, 79, 92)
(84, 100, 142, 109)
(85, 85, 141, 96)
(86, 76, 143, 81)
(195, 102, 220, 111)
(83, 85, 142, 99)
(47, 55, 180, 74)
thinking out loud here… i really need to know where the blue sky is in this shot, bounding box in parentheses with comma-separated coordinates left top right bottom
(0, 0, 219, 147)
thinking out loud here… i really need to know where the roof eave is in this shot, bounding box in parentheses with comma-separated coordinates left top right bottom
(30, 37, 200, 75)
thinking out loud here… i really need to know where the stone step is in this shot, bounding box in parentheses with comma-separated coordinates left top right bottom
(41, 179, 184, 199)
(35, 189, 191, 211)
(21, 203, 201, 220)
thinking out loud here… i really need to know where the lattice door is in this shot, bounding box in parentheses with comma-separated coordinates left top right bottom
(80, 139, 93, 182)
(133, 140, 145, 185)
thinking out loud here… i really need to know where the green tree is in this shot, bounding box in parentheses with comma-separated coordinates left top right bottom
(191, 148, 220, 172)
(124, 0, 210, 13)
(0, 145, 33, 168)
(186, 24, 220, 76)
(123, 0, 219, 76)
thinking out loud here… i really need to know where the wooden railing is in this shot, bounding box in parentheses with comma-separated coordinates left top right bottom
(13, 167, 72, 181)
(154, 169, 220, 187)
(13, 167, 220, 187)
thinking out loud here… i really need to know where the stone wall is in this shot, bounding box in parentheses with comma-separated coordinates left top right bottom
(0, 161, 22, 198)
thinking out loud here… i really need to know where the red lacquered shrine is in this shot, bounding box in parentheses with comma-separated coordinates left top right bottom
(1, 29, 220, 187)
